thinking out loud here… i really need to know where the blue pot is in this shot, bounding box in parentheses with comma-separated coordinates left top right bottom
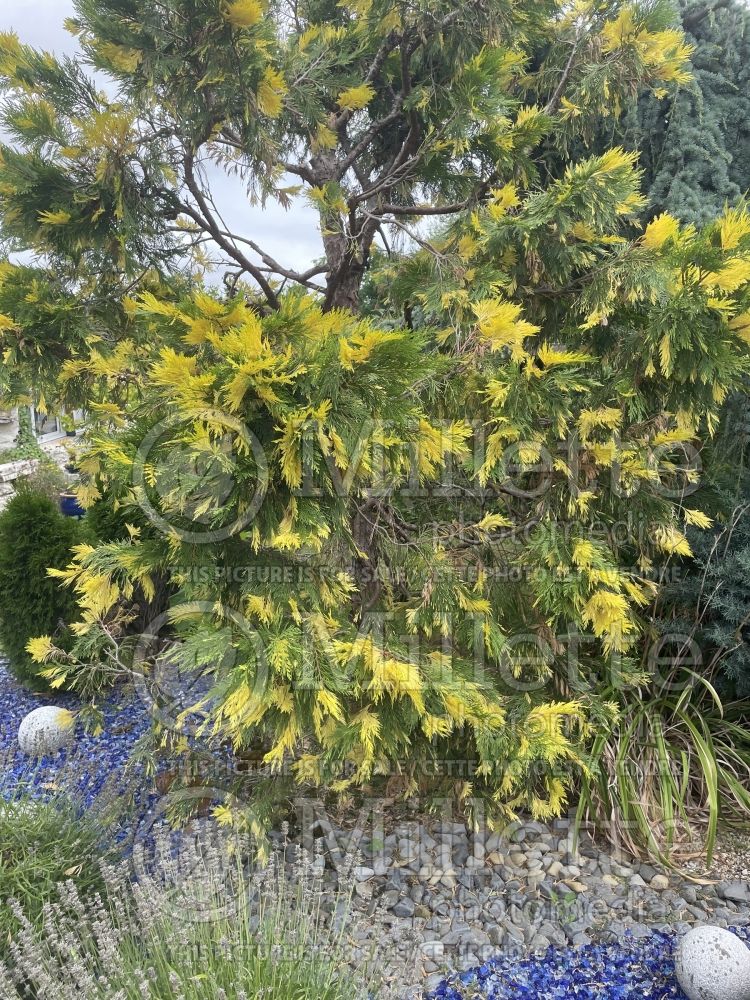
(59, 492, 85, 518)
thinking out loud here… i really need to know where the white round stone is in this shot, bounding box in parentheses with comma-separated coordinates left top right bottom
(17, 706, 75, 756)
(675, 926, 750, 1000)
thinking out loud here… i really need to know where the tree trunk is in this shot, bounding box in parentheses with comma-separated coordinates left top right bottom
(325, 260, 366, 312)
(320, 214, 378, 313)
(319, 211, 381, 598)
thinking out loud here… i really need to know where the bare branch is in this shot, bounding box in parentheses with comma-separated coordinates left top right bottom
(377, 200, 469, 217)
(213, 229, 327, 289)
(335, 99, 406, 181)
(360, 208, 448, 259)
(181, 152, 281, 309)
(543, 35, 582, 116)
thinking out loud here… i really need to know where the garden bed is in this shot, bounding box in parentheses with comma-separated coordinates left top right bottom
(1, 661, 749, 998)
(0, 662, 149, 807)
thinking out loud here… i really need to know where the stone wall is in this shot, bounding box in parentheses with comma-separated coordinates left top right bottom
(0, 459, 40, 511)
(0, 443, 72, 511)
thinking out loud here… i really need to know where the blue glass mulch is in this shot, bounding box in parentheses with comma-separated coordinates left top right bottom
(0, 661, 151, 808)
(426, 928, 750, 999)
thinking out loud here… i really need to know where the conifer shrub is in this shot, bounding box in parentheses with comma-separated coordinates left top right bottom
(16, 458, 69, 504)
(2, 0, 750, 861)
(0, 489, 82, 685)
(85, 493, 133, 542)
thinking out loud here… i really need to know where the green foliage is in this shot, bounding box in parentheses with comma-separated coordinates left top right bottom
(0, 406, 44, 463)
(14, 459, 69, 504)
(689, 505, 750, 699)
(85, 488, 148, 542)
(35, 197, 750, 837)
(0, 489, 83, 685)
(577, 671, 750, 864)
(0, 832, 401, 999)
(0, 0, 694, 363)
(658, 391, 750, 700)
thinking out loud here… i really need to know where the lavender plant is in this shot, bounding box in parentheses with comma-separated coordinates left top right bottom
(0, 825, 412, 999)
(0, 751, 131, 960)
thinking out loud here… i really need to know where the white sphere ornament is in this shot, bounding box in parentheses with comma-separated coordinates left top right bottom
(675, 925, 750, 1000)
(17, 706, 76, 756)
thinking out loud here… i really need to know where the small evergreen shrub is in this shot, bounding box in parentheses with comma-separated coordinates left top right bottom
(0, 489, 82, 685)
(661, 393, 750, 699)
(682, 502, 750, 700)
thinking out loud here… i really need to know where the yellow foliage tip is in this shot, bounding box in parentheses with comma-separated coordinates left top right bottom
(719, 205, 750, 252)
(94, 41, 142, 72)
(473, 298, 540, 356)
(683, 508, 713, 530)
(594, 148, 639, 177)
(337, 84, 375, 112)
(654, 524, 693, 558)
(582, 590, 635, 650)
(224, 0, 264, 28)
(704, 258, 750, 294)
(642, 213, 680, 250)
(38, 209, 72, 226)
(577, 406, 622, 439)
(258, 67, 287, 118)
(25, 635, 58, 663)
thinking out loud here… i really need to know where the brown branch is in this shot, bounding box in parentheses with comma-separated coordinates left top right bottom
(215, 229, 328, 289)
(543, 35, 581, 116)
(333, 30, 402, 131)
(181, 153, 280, 309)
(335, 99, 406, 181)
(377, 200, 469, 217)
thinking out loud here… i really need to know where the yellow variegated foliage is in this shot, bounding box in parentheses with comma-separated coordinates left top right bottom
(473, 298, 540, 358)
(600, 7, 693, 89)
(223, 0, 264, 28)
(337, 84, 375, 111)
(8, 0, 750, 842)
(257, 68, 286, 118)
(642, 212, 680, 250)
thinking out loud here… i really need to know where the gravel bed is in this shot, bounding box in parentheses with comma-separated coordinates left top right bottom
(684, 829, 750, 882)
(0, 662, 149, 806)
(307, 813, 750, 994)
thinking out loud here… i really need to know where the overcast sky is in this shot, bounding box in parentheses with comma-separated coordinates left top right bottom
(2, 0, 325, 277)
